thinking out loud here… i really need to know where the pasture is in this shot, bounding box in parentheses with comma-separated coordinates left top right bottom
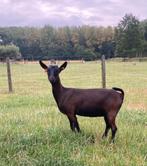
(0, 61, 147, 166)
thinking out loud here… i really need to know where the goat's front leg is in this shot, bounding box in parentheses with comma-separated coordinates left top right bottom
(67, 114, 81, 132)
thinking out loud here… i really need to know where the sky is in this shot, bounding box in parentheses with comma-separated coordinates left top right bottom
(0, 0, 147, 27)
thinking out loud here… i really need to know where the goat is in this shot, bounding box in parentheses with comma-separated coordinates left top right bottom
(39, 61, 124, 142)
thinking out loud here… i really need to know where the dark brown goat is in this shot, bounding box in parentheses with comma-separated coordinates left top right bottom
(39, 61, 124, 142)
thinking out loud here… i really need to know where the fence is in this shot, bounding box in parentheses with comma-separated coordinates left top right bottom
(2, 56, 147, 93)
(0, 56, 107, 93)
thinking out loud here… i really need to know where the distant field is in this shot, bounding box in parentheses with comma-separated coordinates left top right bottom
(0, 61, 147, 166)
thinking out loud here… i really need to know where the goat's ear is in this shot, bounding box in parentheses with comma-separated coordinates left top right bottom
(59, 61, 67, 72)
(39, 61, 48, 70)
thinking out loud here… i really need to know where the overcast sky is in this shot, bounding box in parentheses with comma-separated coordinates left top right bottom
(0, 0, 147, 27)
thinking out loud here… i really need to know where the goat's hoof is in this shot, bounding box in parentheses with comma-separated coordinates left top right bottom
(78, 130, 81, 133)
(110, 139, 115, 144)
(102, 135, 107, 139)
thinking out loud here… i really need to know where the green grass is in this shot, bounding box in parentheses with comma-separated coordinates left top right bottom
(0, 61, 147, 166)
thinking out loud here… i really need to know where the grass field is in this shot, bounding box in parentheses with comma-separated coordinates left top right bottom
(0, 61, 147, 166)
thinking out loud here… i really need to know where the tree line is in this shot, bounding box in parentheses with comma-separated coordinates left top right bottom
(0, 14, 147, 61)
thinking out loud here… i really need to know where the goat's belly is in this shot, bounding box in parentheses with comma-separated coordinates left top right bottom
(76, 108, 104, 117)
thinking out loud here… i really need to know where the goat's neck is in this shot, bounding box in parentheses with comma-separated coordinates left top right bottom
(51, 77, 63, 105)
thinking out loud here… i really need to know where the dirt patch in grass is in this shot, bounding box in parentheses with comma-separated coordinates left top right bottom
(127, 103, 147, 111)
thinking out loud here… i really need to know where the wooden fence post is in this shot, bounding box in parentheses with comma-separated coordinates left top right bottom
(6, 57, 13, 93)
(101, 55, 106, 88)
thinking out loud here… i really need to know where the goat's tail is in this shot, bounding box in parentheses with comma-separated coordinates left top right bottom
(112, 87, 124, 101)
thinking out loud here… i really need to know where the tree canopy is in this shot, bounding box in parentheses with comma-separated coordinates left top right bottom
(0, 14, 147, 61)
(0, 44, 21, 61)
(115, 14, 143, 57)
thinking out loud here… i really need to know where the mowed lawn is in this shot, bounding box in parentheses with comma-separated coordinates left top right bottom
(0, 61, 147, 166)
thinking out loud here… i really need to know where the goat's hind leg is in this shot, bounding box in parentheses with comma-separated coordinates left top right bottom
(102, 116, 110, 139)
(110, 120, 117, 143)
(103, 112, 118, 143)
(75, 121, 80, 132)
(107, 114, 117, 143)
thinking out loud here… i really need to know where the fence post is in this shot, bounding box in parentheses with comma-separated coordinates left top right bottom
(101, 55, 106, 88)
(6, 57, 13, 93)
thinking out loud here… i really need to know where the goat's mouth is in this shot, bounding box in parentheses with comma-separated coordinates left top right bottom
(48, 77, 56, 84)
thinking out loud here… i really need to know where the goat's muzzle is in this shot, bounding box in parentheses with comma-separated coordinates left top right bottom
(48, 76, 56, 84)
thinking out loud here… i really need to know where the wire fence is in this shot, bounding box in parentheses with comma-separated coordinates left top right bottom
(0, 57, 147, 94)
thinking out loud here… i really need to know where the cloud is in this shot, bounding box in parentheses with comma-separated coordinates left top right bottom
(0, 0, 147, 27)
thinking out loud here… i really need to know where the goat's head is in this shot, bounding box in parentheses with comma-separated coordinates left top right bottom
(39, 61, 67, 84)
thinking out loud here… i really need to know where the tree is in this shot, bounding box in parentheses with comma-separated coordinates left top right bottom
(0, 25, 115, 60)
(140, 20, 147, 56)
(40, 26, 57, 60)
(0, 44, 21, 61)
(115, 14, 143, 57)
